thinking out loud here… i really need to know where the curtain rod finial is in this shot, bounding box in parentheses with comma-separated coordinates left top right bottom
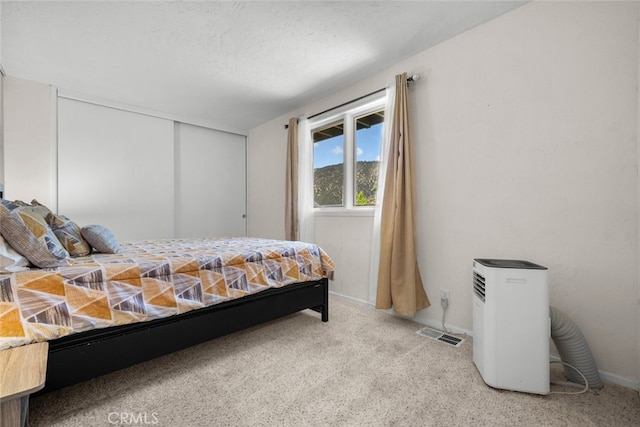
(408, 74, 420, 82)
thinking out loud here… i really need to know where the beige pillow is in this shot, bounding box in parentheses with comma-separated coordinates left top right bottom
(0, 204, 70, 268)
(30, 199, 91, 257)
(30, 199, 53, 217)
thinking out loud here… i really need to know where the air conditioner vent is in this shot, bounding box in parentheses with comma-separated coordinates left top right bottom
(473, 271, 486, 302)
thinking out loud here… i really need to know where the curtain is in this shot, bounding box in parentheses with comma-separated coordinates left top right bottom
(368, 85, 395, 304)
(296, 119, 314, 243)
(285, 118, 298, 241)
(375, 72, 430, 317)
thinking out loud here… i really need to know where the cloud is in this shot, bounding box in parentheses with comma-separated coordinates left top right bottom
(356, 147, 363, 157)
(331, 146, 343, 155)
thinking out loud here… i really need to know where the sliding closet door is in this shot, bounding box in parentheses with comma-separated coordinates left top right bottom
(175, 123, 246, 238)
(58, 98, 174, 241)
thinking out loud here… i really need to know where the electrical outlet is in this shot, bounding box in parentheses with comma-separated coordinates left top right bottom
(440, 289, 450, 304)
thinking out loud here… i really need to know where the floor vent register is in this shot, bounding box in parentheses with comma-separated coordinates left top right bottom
(416, 326, 465, 347)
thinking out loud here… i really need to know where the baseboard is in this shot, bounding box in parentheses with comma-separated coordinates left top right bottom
(328, 291, 371, 308)
(412, 314, 473, 338)
(599, 371, 640, 392)
(330, 291, 639, 392)
(549, 355, 640, 392)
(328, 291, 473, 337)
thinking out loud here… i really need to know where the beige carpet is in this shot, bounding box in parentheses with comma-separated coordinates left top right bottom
(30, 295, 640, 426)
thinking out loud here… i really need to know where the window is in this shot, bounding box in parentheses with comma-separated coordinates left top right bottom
(311, 97, 385, 210)
(313, 120, 345, 207)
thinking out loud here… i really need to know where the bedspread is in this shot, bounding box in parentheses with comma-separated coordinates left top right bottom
(0, 237, 335, 350)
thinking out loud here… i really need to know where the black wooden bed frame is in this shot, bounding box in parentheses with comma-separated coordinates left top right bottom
(38, 278, 329, 393)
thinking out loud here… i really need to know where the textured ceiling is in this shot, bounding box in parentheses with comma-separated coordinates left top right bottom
(2, 1, 525, 133)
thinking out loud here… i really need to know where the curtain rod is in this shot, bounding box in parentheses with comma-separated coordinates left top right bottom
(285, 74, 420, 129)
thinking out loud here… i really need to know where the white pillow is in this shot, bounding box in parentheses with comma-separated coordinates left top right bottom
(0, 234, 30, 272)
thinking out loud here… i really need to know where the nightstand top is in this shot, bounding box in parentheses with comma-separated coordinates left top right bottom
(0, 342, 48, 402)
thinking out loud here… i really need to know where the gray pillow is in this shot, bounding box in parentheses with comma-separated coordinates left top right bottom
(81, 225, 121, 254)
(0, 204, 70, 268)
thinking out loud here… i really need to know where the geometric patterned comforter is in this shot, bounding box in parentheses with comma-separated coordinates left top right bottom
(0, 237, 335, 350)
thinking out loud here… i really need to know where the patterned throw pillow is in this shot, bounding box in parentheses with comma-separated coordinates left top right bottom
(0, 204, 70, 268)
(81, 225, 121, 254)
(29, 199, 91, 257)
(0, 198, 19, 211)
(46, 213, 92, 257)
(30, 199, 53, 217)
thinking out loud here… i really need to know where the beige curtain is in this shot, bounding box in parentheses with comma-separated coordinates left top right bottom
(285, 118, 298, 241)
(375, 73, 430, 317)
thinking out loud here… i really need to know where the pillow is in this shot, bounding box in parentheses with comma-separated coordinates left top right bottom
(29, 199, 91, 257)
(46, 213, 92, 257)
(30, 199, 51, 211)
(81, 225, 121, 254)
(0, 234, 30, 272)
(0, 204, 70, 268)
(0, 198, 20, 211)
(30, 199, 53, 217)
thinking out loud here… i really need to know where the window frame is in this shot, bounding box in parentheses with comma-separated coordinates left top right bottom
(308, 93, 387, 215)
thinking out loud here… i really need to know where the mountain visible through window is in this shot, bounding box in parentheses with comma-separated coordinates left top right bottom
(313, 121, 344, 207)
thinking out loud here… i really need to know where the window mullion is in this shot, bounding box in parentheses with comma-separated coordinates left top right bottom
(343, 114, 354, 209)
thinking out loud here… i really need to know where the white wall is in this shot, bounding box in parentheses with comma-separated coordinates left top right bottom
(248, 1, 640, 386)
(313, 215, 375, 302)
(3, 76, 57, 209)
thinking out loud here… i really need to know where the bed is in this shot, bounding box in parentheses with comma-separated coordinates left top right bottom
(0, 234, 334, 393)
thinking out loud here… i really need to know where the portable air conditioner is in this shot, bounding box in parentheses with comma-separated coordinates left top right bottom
(472, 259, 549, 395)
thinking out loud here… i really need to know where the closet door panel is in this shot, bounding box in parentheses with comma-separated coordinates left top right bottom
(58, 98, 174, 241)
(175, 123, 246, 238)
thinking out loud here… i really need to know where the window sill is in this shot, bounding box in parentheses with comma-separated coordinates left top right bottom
(313, 208, 375, 217)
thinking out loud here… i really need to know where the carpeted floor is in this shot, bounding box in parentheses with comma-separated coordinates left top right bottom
(29, 295, 640, 426)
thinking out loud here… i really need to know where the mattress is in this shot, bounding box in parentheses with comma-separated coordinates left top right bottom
(0, 237, 335, 350)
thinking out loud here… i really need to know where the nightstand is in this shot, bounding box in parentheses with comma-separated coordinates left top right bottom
(0, 342, 48, 427)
